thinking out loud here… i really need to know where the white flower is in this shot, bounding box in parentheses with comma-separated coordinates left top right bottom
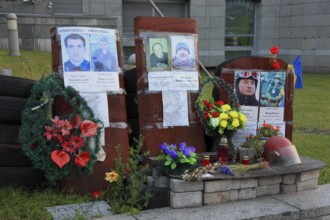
(210, 118, 220, 128)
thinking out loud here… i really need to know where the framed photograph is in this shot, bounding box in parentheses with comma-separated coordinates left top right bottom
(146, 36, 171, 71)
(171, 35, 197, 71)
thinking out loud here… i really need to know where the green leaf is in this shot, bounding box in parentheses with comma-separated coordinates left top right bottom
(164, 160, 171, 166)
(171, 162, 177, 170)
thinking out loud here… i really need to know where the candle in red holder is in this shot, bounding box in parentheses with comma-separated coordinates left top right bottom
(242, 156, 249, 165)
(202, 155, 210, 167)
(217, 136, 228, 164)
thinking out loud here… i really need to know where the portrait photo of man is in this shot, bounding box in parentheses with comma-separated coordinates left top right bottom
(171, 37, 197, 70)
(150, 42, 169, 68)
(63, 33, 91, 72)
(91, 36, 119, 72)
(147, 37, 170, 70)
(234, 71, 260, 106)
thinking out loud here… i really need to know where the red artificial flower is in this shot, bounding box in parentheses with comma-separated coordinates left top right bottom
(215, 100, 225, 106)
(74, 151, 91, 167)
(81, 120, 98, 137)
(51, 116, 60, 127)
(207, 103, 214, 109)
(71, 115, 83, 129)
(68, 135, 85, 149)
(272, 60, 280, 69)
(204, 110, 210, 120)
(92, 191, 101, 199)
(212, 112, 219, 118)
(61, 141, 75, 154)
(59, 119, 73, 136)
(270, 46, 279, 55)
(202, 100, 209, 107)
(44, 125, 55, 141)
(51, 150, 70, 169)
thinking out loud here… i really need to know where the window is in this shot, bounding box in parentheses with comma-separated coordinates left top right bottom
(122, 0, 188, 68)
(225, 0, 256, 60)
(54, 0, 83, 15)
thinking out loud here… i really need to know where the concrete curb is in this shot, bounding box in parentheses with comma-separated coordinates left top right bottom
(95, 184, 330, 220)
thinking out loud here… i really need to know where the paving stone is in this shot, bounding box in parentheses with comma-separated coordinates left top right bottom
(0, 69, 12, 76)
(170, 191, 202, 208)
(238, 188, 256, 200)
(47, 201, 112, 220)
(154, 175, 170, 188)
(170, 178, 203, 193)
(126, 196, 300, 220)
(203, 190, 238, 204)
(296, 178, 318, 191)
(258, 175, 282, 186)
(282, 174, 296, 185)
(280, 184, 297, 194)
(273, 184, 330, 219)
(256, 184, 280, 197)
(204, 179, 232, 192)
(297, 169, 320, 181)
(232, 178, 258, 189)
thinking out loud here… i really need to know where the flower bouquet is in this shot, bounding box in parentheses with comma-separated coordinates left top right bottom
(44, 115, 98, 169)
(157, 142, 199, 175)
(257, 121, 280, 138)
(199, 99, 247, 136)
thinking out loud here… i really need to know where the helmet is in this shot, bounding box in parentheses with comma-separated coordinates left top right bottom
(263, 136, 301, 166)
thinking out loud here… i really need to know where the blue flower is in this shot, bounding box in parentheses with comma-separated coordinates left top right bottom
(182, 146, 195, 158)
(169, 150, 178, 160)
(160, 143, 170, 155)
(179, 142, 186, 151)
(218, 166, 234, 176)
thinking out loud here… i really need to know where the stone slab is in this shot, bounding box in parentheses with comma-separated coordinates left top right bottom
(273, 184, 330, 219)
(47, 201, 112, 220)
(109, 196, 299, 220)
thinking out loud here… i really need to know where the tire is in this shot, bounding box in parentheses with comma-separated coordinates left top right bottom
(0, 144, 31, 167)
(0, 96, 27, 123)
(0, 75, 35, 98)
(0, 167, 44, 189)
(0, 123, 21, 144)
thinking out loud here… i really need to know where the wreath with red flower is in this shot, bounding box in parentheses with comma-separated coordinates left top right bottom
(20, 74, 102, 182)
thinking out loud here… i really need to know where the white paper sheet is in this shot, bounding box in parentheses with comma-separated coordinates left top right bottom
(148, 71, 199, 91)
(162, 91, 189, 127)
(80, 92, 110, 127)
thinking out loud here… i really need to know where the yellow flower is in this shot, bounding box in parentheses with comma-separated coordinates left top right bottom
(220, 120, 228, 128)
(229, 111, 238, 118)
(232, 119, 240, 127)
(105, 171, 119, 183)
(219, 113, 229, 120)
(239, 113, 247, 123)
(222, 104, 231, 111)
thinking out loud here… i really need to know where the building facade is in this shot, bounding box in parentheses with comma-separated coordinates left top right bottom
(0, 0, 329, 73)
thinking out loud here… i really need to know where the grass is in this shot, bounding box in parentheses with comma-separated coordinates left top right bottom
(0, 50, 52, 80)
(0, 50, 330, 218)
(0, 187, 90, 220)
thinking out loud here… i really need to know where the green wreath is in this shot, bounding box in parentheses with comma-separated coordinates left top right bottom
(195, 76, 240, 138)
(20, 74, 102, 182)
